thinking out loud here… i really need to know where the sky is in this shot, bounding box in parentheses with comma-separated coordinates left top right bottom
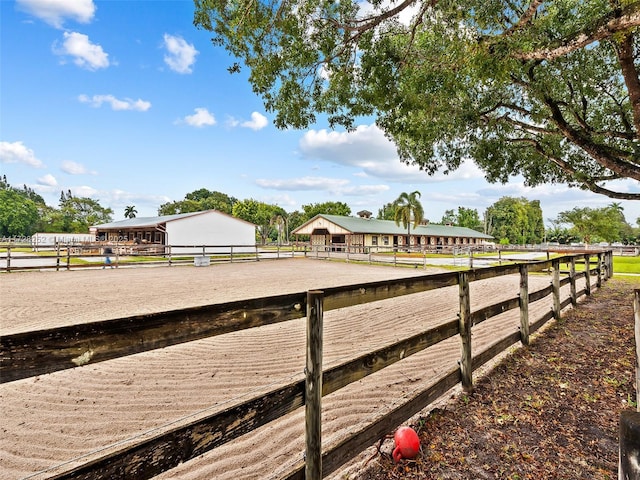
(1, 0, 639, 226)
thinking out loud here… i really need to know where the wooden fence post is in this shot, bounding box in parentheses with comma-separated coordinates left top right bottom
(306, 290, 324, 480)
(56, 243, 60, 271)
(66, 245, 71, 271)
(519, 264, 530, 346)
(552, 258, 561, 321)
(584, 254, 591, 296)
(596, 252, 602, 289)
(458, 272, 472, 392)
(609, 251, 614, 279)
(6, 246, 10, 272)
(569, 257, 577, 306)
(635, 290, 640, 412)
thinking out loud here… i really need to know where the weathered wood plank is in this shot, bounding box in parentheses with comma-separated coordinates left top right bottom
(467, 264, 520, 281)
(44, 318, 461, 479)
(305, 291, 324, 480)
(470, 297, 520, 327)
(322, 271, 459, 311)
(322, 319, 460, 395)
(519, 264, 530, 346)
(529, 284, 553, 303)
(49, 381, 306, 480)
(471, 331, 522, 372)
(530, 309, 555, 334)
(1, 292, 307, 383)
(552, 259, 561, 321)
(459, 272, 472, 392)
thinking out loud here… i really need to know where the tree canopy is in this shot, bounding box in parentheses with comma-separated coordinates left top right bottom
(159, 189, 238, 215)
(485, 196, 544, 244)
(556, 203, 634, 243)
(194, 0, 640, 200)
(232, 199, 286, 243)
(302, 201, 351, 220)
(441, 207, 483, 231)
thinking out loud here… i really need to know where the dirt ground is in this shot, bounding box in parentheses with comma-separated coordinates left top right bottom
(0, 258, 580, 479)
(356, 278, 637, 480)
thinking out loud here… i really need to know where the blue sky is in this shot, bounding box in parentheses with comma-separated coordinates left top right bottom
(1, 0, 639, 226)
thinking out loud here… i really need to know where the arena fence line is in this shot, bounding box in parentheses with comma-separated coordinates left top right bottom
(0, 252, 611, 479)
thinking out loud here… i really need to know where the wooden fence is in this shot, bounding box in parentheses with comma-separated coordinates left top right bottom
(0, 243, 298, 272)
(0, 252, 610, 479)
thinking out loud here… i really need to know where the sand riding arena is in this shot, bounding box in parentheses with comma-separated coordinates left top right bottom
(0, 257, 591, 479)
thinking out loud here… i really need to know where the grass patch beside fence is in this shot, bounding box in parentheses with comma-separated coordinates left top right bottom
(613, 256, 640, 275)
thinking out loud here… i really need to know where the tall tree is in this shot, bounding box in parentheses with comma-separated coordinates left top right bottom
(393, 191, 424, 239)
(232, 199, 286, 244)
(301, 201, 351, 221)
(0, 189, 39, 237)
(456, 207, 483, 231)
(485, 197, 544, 244)
(195, 0, 640, 199)
(440, 209, 457, 225)
(377, 202, 397, 221)
(556, 204, 632, 244)
(57, 193, 113, 233)
(159, 189, 238, 215)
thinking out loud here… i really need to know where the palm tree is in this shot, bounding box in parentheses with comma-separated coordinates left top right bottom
(124, 205, 137, 219)
(270, 214, 285, 245)
(393, 191, 424, 248)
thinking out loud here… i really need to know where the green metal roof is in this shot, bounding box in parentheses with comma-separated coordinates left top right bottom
(297, 214, 493, 239)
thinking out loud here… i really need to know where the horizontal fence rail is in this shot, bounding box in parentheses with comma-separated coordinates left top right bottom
(0, 243, 300, 272)
(0, 252, 611, 479)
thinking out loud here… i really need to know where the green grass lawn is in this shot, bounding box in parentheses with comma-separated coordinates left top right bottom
(613, 256, 640, 275)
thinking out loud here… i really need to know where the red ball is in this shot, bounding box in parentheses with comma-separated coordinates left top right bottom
(392, 426, 421, 462)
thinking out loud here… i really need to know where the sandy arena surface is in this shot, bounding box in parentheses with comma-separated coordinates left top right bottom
(0, 258, 581, 479)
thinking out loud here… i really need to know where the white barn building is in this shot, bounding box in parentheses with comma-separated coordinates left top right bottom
(90, 210, 256, 254)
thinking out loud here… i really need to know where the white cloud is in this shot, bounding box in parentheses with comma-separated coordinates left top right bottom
(37, 174, 58, 186)
(226, 112, 269, 130)
(54, 32, 109, 70)
(241, 112, 268, 130)
(17, 0, 95, 28)
(225, 116, 240, 128)
(179, 107, 216, 127)
(61, 160, 97, 175)
(299, 123, 484, 183)
(256, 176, 389, 197)
(0, 141, 45, 168)
(78, 94, 151, 111)
(109, 189, 171, 207)
(257, 176, 350, 191)
(163, 34, 198, 74)
(72, 185, 99, 197)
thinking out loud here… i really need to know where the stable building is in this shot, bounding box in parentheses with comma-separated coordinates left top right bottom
(90, 210, 256, 254)
(292, 214, 493, 252)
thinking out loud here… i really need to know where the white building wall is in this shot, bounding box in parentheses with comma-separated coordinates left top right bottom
(166, 211, 256, 254)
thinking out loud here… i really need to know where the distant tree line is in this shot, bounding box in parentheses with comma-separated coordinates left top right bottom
(1, 176, 638, 245)
(0, 176, 113, 237)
